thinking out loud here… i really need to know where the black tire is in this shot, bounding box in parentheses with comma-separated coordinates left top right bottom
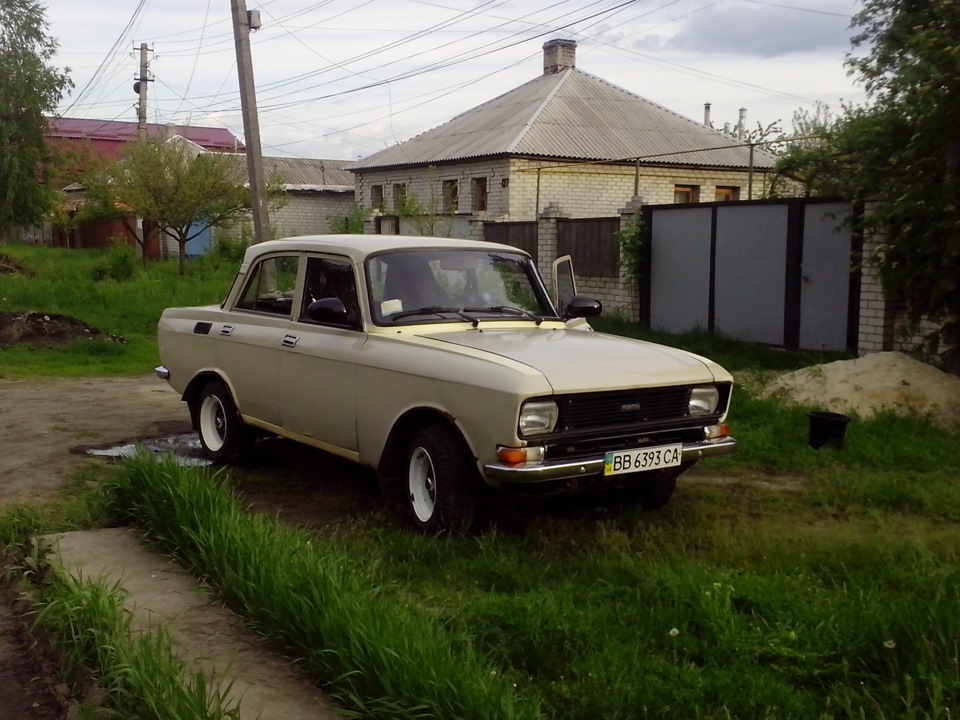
(405, 424, 479, 535)
(195, 380, 250, 463)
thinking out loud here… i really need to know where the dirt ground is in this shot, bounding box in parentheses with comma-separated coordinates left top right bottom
(0, 374, 190, 719)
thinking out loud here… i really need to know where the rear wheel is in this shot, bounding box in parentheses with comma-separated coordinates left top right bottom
(405, 425, 479, 534)
(196, 380, 250, 462)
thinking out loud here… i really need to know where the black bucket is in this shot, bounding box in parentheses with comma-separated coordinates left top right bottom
(807, 411, 851, 449)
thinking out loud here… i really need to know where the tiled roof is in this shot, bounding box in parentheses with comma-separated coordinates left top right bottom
(46, 117, 244, 154)
(352, 68, 776, 171)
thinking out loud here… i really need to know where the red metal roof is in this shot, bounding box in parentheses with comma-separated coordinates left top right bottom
(46, 117, 245, 158)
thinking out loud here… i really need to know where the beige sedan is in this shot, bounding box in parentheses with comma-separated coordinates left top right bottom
(157, 235, 736, 533)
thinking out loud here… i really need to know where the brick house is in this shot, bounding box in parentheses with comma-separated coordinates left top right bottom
(246, 156, 356, 238)
(350, 39, 776, 229)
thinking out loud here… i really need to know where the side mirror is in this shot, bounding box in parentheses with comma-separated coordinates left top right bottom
(306, 297, 349, 324)
(564, 295, 602, 319)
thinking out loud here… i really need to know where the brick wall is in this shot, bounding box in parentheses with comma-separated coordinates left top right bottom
(355, 160, 513, 219)
(507, 158, 771, 219)
(271, 192, 356, 237)
(356, 159, 770, 224)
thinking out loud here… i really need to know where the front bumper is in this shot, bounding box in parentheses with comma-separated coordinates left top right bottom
(483, 436, 737, 484)
(155, 365, 170, 380)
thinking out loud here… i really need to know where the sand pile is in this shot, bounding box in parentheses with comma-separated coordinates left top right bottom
(760, 351, 960, 427)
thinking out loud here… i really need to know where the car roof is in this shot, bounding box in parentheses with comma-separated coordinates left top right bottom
(241, 234, 529, 265)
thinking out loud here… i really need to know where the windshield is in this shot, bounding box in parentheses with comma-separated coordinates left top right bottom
(366, 249, 558, 326)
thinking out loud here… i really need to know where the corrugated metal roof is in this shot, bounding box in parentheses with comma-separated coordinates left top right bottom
(216, 155, 354, 191)
(261, 156, 355, 190)
(352, 69, 776, 171)
(46, 117, 244, 155)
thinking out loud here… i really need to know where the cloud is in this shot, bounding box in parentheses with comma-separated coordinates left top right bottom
(636, 1, 856, 58)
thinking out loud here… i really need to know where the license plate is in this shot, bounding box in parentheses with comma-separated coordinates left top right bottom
(603, 444, 682, 476)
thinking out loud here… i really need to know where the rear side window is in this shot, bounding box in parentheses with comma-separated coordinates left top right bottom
(235, 255, 300, 316)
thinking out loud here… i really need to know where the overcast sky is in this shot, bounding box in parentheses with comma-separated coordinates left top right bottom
(43, 0, 869, 161)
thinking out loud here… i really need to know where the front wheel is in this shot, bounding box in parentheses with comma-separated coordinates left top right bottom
(630, 470, 681, 510)
(405, 425, 479, 535)
(196, 380, 250, 462)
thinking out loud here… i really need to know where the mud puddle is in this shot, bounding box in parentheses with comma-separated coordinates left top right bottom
(83, 433, 211, 466)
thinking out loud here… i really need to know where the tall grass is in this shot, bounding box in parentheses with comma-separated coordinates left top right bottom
(31, 562, 241, 719)
(103, 454, 538, 720)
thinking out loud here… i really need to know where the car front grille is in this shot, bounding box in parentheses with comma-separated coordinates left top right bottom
(556, 387, 693, 432)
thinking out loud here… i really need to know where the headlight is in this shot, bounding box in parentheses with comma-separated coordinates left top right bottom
(518, 400, 558, 435)
(689, 386, 720, 415)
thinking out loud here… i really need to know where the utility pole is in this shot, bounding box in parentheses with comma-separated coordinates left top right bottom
(134, 43, 151, 138)
(231, 0, 270, 243)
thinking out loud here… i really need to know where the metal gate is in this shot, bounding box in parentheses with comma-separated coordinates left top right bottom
(644, 199, 857, 352)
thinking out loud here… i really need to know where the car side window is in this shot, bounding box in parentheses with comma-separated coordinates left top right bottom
(235, 255, 300, 316)
(300, 256, 361, 329)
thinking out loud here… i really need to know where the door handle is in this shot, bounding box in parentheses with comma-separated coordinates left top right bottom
(281, 334, 299, 348)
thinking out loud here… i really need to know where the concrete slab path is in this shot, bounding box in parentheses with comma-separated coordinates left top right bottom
(48, 528, 342, 720)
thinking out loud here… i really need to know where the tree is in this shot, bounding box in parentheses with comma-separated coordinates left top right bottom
(768, 103, 847, 198)
(0, 0, 72, 234)
(775, 0, 960, 366)
(846, 0, 960, 366)
(88, 136, 280, 274)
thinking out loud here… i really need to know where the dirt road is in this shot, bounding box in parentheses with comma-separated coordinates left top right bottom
(0, 375, 188, 505)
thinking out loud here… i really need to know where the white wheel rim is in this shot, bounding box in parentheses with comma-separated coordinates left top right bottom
(408, 446, 436, 523)
(199, 394, 227, 452)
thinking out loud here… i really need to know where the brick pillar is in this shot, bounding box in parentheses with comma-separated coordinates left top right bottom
(537, 202, 566, 294)
(363, 209, 380, 235)
(857, 201, 895, 354)
(468, 216, 486, 243)
(617, 196, 645, 322)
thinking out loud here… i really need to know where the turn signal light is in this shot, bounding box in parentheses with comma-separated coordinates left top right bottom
(705, 424, 730, 439)
(496, 446, 545, 466)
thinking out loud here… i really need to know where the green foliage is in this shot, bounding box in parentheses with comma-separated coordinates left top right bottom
(328, 203, 367, 234)
(0, 243, 236, 377)
(103, 455, 540, 720)
(90, 239, 139, 282)
(397, 167, 454, 237)
(81, 138, 278, 275)
(769, 103, 847, 198)
(775, 0, 960, 367)
(614, 212, 646, 290)
(0, 0, 72, 233)
(33, 571, 241, 719)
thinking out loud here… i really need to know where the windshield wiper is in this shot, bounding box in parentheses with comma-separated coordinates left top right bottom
(389, 306, 478, 325)
(462, 305, 544, 325)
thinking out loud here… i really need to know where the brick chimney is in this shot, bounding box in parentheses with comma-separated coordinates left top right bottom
(543, 39, 577, 75)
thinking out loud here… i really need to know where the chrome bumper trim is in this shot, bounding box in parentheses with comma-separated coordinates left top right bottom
(483, 436, 737, 484)
(155, 365, 170, 380)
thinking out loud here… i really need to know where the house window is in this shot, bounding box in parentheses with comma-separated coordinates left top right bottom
(392, 183, 407, 213)
(442, 179, 459, 213)
(370, 184, 384, 210)
(715, 186, 740, 202)
(673, 184, 700, 204)
(471, 177, 488, 212)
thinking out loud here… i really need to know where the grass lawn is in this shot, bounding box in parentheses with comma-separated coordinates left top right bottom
(2, 242, 958, 719)
(0, 242, 237, 377)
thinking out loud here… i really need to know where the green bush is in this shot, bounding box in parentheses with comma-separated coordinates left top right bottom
(91, 240, 139, 282)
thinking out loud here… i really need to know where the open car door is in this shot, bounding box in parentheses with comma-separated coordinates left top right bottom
(551, 255, 577, 313)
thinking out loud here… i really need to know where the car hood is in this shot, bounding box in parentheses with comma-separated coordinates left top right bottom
(420, 327, 730, 393)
